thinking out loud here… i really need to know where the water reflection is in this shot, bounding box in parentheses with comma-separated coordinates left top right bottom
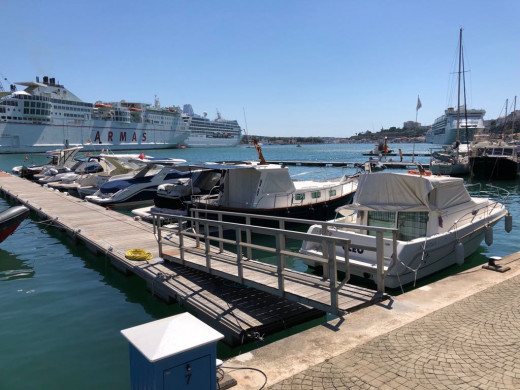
(0, 249, 35, 281)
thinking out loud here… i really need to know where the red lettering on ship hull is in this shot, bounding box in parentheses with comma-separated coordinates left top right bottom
(89, 131, 147, 145)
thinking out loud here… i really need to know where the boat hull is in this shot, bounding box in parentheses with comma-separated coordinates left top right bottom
(470, 156, 519, 180)
(0, 206, 30, 243)
(191, 191, 356, 226)
(301, 210, 506, 289)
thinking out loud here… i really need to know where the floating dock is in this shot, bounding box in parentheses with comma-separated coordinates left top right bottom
(0, 172, 382, 346)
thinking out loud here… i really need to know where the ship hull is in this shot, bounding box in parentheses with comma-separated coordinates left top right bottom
(0, 120, 189, 154)
(183, 134, 241, 148)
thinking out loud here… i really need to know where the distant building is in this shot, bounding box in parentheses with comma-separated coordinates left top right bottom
(403, 121, 421, 129)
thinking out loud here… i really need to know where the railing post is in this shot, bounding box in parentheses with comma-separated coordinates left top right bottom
(204, 221, 211, 270)
(276, 233, 286, 296)
(236, 227, 243, 283)
(156, 215, 163, 257)
(328, 240, 338, 314)
(376, 231, 385, 294)
(246, 215, 252, 260)
(194, 209, 201, 248)
(178, 216, 185, 263)
(218, 212, 224, 253)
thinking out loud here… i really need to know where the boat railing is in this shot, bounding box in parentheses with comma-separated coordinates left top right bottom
(466, 183, 510, 204)
(152, 209, 394, 314)
(448, 198, 506, 234)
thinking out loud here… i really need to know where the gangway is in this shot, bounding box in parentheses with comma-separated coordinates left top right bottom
(154, 209, 396, 316)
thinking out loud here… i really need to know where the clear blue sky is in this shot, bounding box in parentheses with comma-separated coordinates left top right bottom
(2, 0, 519, 137)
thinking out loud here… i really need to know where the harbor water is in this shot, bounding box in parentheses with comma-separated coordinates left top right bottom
(0, 143, 519, 389)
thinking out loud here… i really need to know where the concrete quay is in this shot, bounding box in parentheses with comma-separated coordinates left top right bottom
(224, 252, 520, 389)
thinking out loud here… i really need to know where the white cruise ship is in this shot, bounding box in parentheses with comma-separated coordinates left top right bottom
(0, 76, 189, 153)
(181, 104, 242, 148)
(425, 106, 486, 145)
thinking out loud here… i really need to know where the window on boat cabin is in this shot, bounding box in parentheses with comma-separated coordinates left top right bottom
(329, 189, 336, 197)
(397, 212, 428, 241)
(367, 211, 395, 238)
(294, 193, 305, 201)
(367, 211, 428, 240)
(311, 191, 321, 199)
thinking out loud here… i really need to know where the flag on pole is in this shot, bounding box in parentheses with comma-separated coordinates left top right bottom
(416, 96, 422, 111)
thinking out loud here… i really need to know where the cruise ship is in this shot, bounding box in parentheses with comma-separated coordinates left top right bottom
(0, 76, 189, 153)
(181, 104, 242, 148)
(425, 106, 486, 145)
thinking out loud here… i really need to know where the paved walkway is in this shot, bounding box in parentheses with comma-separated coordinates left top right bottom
(269, 274, 520, 389)
(225, 253, 520, 389)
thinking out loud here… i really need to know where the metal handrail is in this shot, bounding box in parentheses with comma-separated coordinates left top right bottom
(152, 209, 393, 315)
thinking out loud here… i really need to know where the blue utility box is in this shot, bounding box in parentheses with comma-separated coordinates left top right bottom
(121, 313, 224, 389)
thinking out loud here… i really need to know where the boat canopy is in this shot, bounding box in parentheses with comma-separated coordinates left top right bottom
(337, 172, 472, 213)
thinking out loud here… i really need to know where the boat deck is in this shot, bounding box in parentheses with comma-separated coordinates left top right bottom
(0, 171, 382, 346)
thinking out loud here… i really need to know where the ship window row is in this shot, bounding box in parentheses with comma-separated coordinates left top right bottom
(1, 116, 50, 122)
(24, 101, 52, 109)
(49, 98, 92, 108)
(0, 100, 18, 106)
(15, 95, 50, 102)
(24, 108, 51, 116)
(54, 105, 90, 112)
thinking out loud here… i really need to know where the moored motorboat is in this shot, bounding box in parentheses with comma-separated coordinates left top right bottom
(300, 171, 512, 289)
(0, 205, 30, 244)
(188, 141, 358, 224)
(85, 159, 188, 207)
(188, 161, 358, 224)
(469, 137, 520, 180)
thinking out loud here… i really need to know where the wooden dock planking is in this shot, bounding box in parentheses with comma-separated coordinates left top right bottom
(162, 245, 383, 313)
(0, 172, 325, 345)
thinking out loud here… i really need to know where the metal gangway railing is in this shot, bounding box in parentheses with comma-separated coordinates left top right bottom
(152, 208, 396, 315)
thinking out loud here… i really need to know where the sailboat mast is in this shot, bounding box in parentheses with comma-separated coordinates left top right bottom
(456, 28, 462, 144)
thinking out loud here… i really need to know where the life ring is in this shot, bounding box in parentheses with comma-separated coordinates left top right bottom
(125, 248, 153, 261)
(408, 169, 432, 176)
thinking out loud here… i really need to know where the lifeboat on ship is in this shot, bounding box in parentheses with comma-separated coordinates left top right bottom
(94, 103, 113, 109)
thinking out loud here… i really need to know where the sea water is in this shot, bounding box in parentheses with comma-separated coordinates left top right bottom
(0, 143, 518, 389)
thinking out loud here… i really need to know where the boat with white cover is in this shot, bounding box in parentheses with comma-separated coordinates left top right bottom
(300, 171, 512, 289)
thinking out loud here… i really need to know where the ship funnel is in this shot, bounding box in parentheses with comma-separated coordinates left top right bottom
(43, 76, 49, 84)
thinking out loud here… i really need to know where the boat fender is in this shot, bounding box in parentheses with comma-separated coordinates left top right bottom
(125, 248, 153, 261)
(485, 225, 493, 246)
(455, 242, 464, 265)
(505, 213, 513, 233)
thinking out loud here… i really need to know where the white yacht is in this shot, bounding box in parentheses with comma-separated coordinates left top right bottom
(85, 159, 189, 207)
(300, 171, 511, 289)
(0, 76, 189, 153)
(425, 107, 486, 145)
(181, 104, 242, 148)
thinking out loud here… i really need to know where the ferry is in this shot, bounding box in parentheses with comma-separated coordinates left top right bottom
(181, 104, 242, 148)
(425, 106, 486, 145)
(0, 76, 189, 153)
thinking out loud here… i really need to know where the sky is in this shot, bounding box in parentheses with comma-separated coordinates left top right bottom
(1, 0, 519, 138)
